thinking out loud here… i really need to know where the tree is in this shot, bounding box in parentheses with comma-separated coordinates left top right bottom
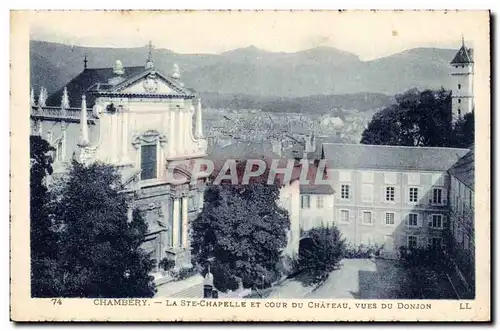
(297, 226, 346, 285)
(451, 112, 475, 148)
(191, 161, 290, 292)
(53, 161, 156, 297)
(360, 88, 472, 148)
(30, 135, 58, 297)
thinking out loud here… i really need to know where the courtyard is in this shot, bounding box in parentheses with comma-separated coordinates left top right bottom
(269, 258, 458, 299)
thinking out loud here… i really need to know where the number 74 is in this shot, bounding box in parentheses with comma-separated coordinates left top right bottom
(50, 298, 62, 305)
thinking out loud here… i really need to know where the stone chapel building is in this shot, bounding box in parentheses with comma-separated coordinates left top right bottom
(30, 46, 208, 271)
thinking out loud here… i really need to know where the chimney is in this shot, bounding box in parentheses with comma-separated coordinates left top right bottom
(78, 95, 89, 147)
(195, 98, 204, 138)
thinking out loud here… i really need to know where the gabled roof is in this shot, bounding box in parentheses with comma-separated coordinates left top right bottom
(321, 143, 469, 172)
(46, 65, 195, 108)
(448, 148, 474, 190)
(450, 45, 474, 65)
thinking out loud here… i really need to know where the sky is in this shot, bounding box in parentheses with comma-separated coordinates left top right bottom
(27, 10, 485, 61)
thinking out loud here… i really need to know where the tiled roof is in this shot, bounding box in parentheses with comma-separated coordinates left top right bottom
(321, 143, 469, 172)
(300, 184, 334, 195)
(448, 148, 474, 190)
(46, 66, 145, 107)
(450, 45, 474, 65)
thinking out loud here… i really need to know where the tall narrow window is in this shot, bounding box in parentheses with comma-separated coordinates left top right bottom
(362, 211, 372, 224)
(408, 236, 417, 249)
(341, 184, 350, 200)
(141, 144, 157, 180)
(431, 214, 443, 229)
(458, 84, 462, 90)
(316, 196, 324, 209)
(301, 195, 311, 209)
(432, 188, 443, 205)
(408, 213, 418, 227)
(340, 210, 349, 223)
(409, 187, 419, 203)
(385, 212, 395, 225)
(385, 186, 395, 202)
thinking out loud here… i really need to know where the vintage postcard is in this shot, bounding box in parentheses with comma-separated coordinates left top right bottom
(10, 10, 490, 322)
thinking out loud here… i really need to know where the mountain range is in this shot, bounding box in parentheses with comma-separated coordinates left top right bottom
(30, 40, 458, 110)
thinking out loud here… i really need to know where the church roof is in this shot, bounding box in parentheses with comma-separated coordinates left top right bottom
(46, 65, 196, 108)
(450, 45, 474, 65)
(46, 66, 145, 107)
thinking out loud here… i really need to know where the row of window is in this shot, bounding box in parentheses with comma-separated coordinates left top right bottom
(340, 184, 445, 205)
(338, 171, 444, 187)
(300, 195, 324, 209)
(338, 210, 445, 229)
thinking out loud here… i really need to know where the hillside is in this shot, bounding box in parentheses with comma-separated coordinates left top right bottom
(30, 40, 456, 99)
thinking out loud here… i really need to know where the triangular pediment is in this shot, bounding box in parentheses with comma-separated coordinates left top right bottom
(109, 69, 195, 97)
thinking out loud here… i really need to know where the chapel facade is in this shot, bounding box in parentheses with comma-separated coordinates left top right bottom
(30, 46, 208, 270)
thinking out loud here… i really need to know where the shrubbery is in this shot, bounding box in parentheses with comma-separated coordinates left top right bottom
(398, 246, 451, 271)
(296, 226, 346, 285)
(344, 243, 383, 259)
(158, 258, 175, 272)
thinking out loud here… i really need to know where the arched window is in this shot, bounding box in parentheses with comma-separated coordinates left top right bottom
(458, 84, 462, 90)
(458, 109, 461, 116)
(458, 99, 461, 104)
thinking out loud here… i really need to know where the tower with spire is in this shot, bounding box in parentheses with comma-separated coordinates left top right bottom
(450, 34, 474, 122)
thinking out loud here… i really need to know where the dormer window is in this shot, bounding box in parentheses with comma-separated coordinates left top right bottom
(141, 144, 157, 180)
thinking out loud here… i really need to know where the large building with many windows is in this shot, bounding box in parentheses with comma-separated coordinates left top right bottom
(315, 143, 469, 257)
(30, 49, 208, 271)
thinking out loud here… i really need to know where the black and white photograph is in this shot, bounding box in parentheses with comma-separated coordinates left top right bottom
(10, 10, 490, 322)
